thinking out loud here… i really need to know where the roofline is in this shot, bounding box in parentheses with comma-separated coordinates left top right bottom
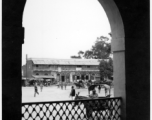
(27, 58, 103, 60)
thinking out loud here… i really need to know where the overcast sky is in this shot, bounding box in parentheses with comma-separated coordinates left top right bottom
(22, 0, 111, 65)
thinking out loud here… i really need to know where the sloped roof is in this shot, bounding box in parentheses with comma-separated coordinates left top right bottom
(28, 58, 101, 65)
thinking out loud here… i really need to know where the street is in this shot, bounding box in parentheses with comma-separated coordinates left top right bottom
(22, 85, 114, 103)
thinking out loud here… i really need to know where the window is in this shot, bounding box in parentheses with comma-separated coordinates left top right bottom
(87, 66, 90, 68)
(77, 65, 82, 67)
(45, 73, 48, 75)
(36, 73, 39, 75)
(36, 65, 39, 67)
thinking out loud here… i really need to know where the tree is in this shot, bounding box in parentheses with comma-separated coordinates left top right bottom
(99, 58, 113, 80)
(71, 55, 81, 59)
(98, 60, 106, 80)
(86, 35, 113, 81)
(83, 50, 93, 59)
(82, 36, 112, 59)
(78, 50, 84, 58)
(99, 58, 113, 81)
(70, 35, 113, 81)
(71, 50, 84, 59)
(91, 36, 111, 59)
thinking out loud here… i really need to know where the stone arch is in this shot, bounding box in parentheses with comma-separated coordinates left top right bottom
(98, 0, 124, 39)
(97, 1, 125, 118)
(3, 0, 150, 120)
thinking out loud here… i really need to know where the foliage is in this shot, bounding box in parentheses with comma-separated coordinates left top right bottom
(71, 50, 84, 59)
(78, 51, 84, 58)
(83, 50, 93, 59)
(71, 55, 81, 59)
(99, 58, 113, 80)
(71, 36, 111, 59)
(70, 34, 113, 81)
(91, 36, 111, 59)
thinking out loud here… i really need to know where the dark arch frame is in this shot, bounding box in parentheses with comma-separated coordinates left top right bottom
(2, 0, 150, 120)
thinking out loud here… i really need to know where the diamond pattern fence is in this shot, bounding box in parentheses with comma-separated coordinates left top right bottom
(22, 97, 121, 120)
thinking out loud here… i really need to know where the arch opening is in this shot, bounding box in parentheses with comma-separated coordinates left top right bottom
(22, 0, 125, 118)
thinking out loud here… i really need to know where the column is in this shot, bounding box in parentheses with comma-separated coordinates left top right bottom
(2, 0, 26, 117)
(112, 37, 126, 120)
(70, 73, 73, 82)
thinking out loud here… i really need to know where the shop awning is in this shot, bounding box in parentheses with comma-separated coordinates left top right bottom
(32, 75, 55, 79)
(22, 77, 35, 80)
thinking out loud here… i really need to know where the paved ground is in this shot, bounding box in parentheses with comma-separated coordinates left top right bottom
(22, 85, 114, 103)
(22, 86, 115, 120)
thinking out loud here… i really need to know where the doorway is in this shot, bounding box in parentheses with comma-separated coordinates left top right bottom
(61, 76, 65, 82)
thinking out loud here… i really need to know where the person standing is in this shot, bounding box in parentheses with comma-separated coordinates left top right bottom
(40, 82, 43, 92)
(69, 86, 75, 100)
(98, 85, 101, 93)
(103, 84, 110, 96)
(64, 82, 67, 90)
(90, 89, 98, 99)
(34, 82, 39, 97)
(57, 82, 60, 88)
(61, 81, 63, 90)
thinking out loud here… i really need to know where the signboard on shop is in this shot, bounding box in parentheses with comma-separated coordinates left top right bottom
(58, 67, 61, 72)
(76, 68, 82, 71)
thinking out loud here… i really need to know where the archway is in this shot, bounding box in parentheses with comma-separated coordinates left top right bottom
(24, 0, 125, 102)
(3, 0, 150, 120)
(97, 0, 126, 119)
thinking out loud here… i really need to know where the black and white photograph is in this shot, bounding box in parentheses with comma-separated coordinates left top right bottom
(2, 0, 150, 120)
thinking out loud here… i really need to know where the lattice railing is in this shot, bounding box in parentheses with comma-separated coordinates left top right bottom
(22, 97, 121, 120)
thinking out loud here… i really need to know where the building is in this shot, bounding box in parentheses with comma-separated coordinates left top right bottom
(22, 58, 101, 82)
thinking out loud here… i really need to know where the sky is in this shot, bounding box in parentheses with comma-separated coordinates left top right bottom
(22, 0, 111, 65)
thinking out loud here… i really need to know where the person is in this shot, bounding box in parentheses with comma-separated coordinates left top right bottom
(88, 79, 91, 83)
(34, 82, 39, 97)
(103, 84, 111, 96)
(57, 82, 60, 88)
(69, 86, 75, 100)
(40, 82, 43, 92)
(61, 81, 63, 90)
(88, 79, 92, 85)
(64, 82, 67, 90)
(90, 89, 98, 99)
(98, 85, 101, 93)
(79, 79, 82, 83)
(91, 79, 95, 84)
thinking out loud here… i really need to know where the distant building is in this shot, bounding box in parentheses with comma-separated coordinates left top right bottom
(22, 58, 101, 82)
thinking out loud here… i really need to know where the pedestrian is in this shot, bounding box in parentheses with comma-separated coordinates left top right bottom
(40, 82, 43, 92)
(90, 89, 98, 99)
(69, 86, 75, 100)
(79, 79, 82, 83)
(88, 79, 92, 85)
(64, 82, 67, 90)
(34, 82, 39, 97)
(98, 85, 101, 93)
(57, 82, 60, 88)
(103, 84, 110, 96)
(61, 82, 63, 90)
